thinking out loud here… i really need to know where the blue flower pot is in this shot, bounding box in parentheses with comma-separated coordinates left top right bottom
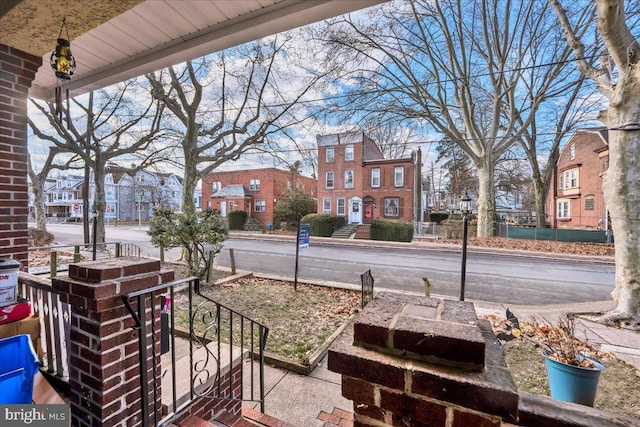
(542, 350, 604, 407)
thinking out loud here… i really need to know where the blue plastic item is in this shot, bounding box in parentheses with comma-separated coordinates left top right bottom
(0, 334, 39, 404)
(542, 350, 604, 407)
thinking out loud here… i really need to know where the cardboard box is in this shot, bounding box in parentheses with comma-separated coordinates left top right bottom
(0, 316, 41, 357)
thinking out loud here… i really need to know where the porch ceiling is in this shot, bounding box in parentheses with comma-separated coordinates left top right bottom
(0, 0, 384, 101)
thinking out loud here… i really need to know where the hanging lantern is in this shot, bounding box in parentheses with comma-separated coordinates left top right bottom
(49, 18, 76, 126)
(50, 37, 76, 80)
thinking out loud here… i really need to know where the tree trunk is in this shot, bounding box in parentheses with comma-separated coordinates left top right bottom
(181, 161, 199, 218)
(531, 174, 547, 228)
(30, 175, 47, 231)
(93, 159, 106, 243)
(476, 162, 496, 237)
(602, 104, 640, 321)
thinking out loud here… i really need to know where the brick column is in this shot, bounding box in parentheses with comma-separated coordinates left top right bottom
(0, 44, 42, 268)
(53, 258, 174, 427)
(328, 292, 518, 427)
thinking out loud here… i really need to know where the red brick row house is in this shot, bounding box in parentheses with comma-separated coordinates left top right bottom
(317, 132, 416, 224)
(201, 167, 316, 226)
(546, 127, 609, 230)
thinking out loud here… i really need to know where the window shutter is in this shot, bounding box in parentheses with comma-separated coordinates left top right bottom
(398, 197, 403, 216)
(405, 166, 409, 187)
(380, 168, 384, 187)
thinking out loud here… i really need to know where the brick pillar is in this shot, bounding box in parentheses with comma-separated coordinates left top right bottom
(328, 292, 519, 427)
(53, 257, 175, 427)
(0, 44, 42, 268)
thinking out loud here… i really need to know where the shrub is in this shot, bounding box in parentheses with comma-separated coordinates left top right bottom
(243, 217, 265, 232)
(300, 214, 345, 237)
(227, 210, 248, 230)
(273, 190, 316, 225)
(370, 219, 414, 242)
(148, 209, 227, 279)
(442, 218, 478, 239)
(428, 212, 450, 224)
(28, 227, 54, 247)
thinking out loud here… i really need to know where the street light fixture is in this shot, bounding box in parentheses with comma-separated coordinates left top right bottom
(459, 192, 472, 301)
(92, 209, 98, 261)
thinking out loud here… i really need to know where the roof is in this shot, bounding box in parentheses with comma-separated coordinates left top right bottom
(0, 0, 384, 101)
(211, 184, 251, 198)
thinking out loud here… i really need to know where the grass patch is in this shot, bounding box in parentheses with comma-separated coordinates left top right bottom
(502, 336, 640, 419)
(172, 277, 360, 365)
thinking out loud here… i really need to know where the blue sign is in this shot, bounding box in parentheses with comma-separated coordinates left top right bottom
(299, 225, 310, 253)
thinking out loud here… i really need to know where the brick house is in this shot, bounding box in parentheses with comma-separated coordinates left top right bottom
(201, 167, 317, 226)
(546, 127, 609, 229)
(317, 131, 416, 224)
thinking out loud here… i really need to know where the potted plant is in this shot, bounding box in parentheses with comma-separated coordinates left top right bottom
(539, 315, 604, 407)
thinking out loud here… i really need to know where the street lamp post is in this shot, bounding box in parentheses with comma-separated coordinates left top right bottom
(92, 209, 98, 261)
(459, 192, 472, 301)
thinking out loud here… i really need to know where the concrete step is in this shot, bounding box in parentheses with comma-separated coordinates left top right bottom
(331, 225, 358, 239)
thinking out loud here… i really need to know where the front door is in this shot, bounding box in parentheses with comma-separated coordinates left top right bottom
(349, 197, 362, 224)
(220, 201, 227, 217)
(363, 204, 373, 224)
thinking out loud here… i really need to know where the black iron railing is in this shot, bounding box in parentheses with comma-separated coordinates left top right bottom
(123, 277, 269, 427)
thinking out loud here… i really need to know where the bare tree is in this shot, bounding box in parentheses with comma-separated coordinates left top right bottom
(28, 83, 166, 243)
(320, 0, 593, 237)
(550, 0, 640, 326)
(26, 146, 75, 231)
(146, 37, 325, 217)
(364, 122, 415, 159)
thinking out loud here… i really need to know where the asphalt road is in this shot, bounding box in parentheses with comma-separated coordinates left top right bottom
(43, 223, 615, 306)
(216, 238, 615, 305)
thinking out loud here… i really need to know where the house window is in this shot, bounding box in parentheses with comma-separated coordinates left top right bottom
(250, 179, 260, 191)
(326, 171, 334, 189)
(287, 181, 291, 190)
(255, 200, 266, 212)
(371, 168, 380, 188)
(557, 200, 570, 219)
(570, 144, 576, 160)
(323, 198, 331, 214)
(559, 174, 563, 190)
(570, 170, 577, 188)
(345, 145, 354, 161)
(585, 196, 595, 210)
(211, 181, 221, 192)
(337, 198, 346, 215)
(563, 171, 570, 189)
(345, 170, 354, 189)
(394, 167, 404, 187)
(326, 147, 334, 163)
(384, 197, 400, 217)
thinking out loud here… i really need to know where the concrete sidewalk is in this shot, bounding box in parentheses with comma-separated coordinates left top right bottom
(256, 297, 640, 427)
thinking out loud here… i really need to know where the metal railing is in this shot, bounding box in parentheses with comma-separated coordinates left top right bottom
(17, 272, 70, 380)
(122, 277, 269, 427)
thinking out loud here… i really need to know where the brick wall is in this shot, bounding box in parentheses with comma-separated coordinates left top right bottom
(317, 137, 415, 223)
(546, 129, 608, 230)
(202, 168, 316, 226)
(0, 44, 42, 268)
(329, 293, 635, 427)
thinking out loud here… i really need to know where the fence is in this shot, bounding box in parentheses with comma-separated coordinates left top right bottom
(500, 225, 610, 243)
(361, 269, 375, 309)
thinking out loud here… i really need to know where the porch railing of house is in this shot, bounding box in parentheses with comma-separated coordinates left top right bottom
(123, 277, 269, 427)
(361, 269, 375, 309)
(17, 273, 71, 380)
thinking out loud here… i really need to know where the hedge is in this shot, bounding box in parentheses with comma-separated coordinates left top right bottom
(300, 213, 346, 237)
(370, 219, 414, 242)
(227, 210, 248, 230)
(428, 212, 450, 224)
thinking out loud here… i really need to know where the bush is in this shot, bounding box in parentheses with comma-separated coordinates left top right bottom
(65, 216, 83, 223)
(300, 214, 345, 237)
(273, 190, 316, 225)
(370, 219, 414, 242)
(28, 227, 54, 247)
(227, 210, 248, 230)
(243, 217, 265, 232)
(428, 212, 449, 224)
(442, 218, 478, 239)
